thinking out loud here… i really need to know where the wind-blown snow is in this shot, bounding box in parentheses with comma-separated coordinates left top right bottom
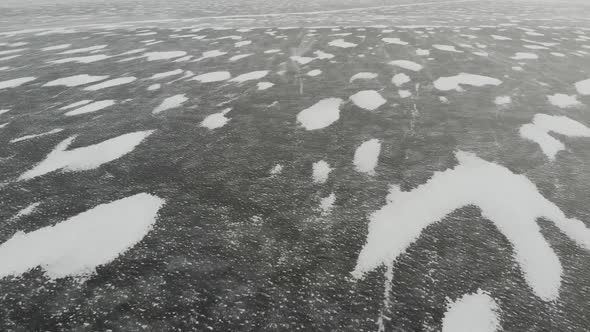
(520, 114, 590, 160)
(19, 130, 154, 181)
(59, 45, 106, 54)
(434, 73, 502, 91)
(307, 69, 322, 77)
(442, 290, 500, 332)
(43, 74, 108, 87)
(389, 60, 423, 72)
(547, 94, 580, 108)
(49, 55, 110, 64)
(433, 44, 463, 53)
(257, 82, 274, 90)
(152, 94, 188, 114)
(60, 100, 92, 110)
(0, 77, 36, 90)
(312, 160, 332, 184)
(352, 151, 590, 301)
(83, 77, 136, 91)
(229, 54, 253, 61)
(350, 72, 378, 82)
(41, 44, 71, 51)
(350, 90, 386, 111)
(201, 109, 230, 130)
(290, 56, 315, 65)
(319, 193, 336, 215)
(11, 202, 41, 220)
(353, 139, 381, 175)
(193, 71, 231, 83)
(0, 193, 164, 280)
(512, 52, 538, 60)
(230, 70, 269, 83)
(575, 78, 590, 95)
(270, 164, 283, 176)
(297, 98, 343, 130)
(0, 109, 9, 116)
(65, 100, 115, 116)
(10, 128, 63, 143)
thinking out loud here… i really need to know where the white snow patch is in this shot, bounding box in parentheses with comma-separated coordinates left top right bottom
(152, 94, 188, 114)
(520, 114, 590, 160)
(548, 94, 580, 108)
(353, 139, 381, 175)
(19, 130, 154, 181)
(11, 202, 41, 220)
(416, 49, 430, 56)
(389, 60, 423, 72)
(319, 193, 336, 215)
(494, 96, 512, 106)
(512, 52, 538, 60)
(314, 50, 334, 59)
(290, 56, 315, 65)
(392, 73, 410, 87)
(307, 69, 322, 77)
(433, 44, 463, 53)
(201, 108, 231, 130)
(230, 70, 268, 83)
(148, 69, 183, 80)
(434, 73, 502, 91)
(257, 82, 274, 90)
(193, 71, 231, 83)
(43, 74, 108, 87)
(83, 77, 136, 91)
(312, 160, 332, 184)
(399, 90, 412, 98)
(491, 35, 512, 41)
(350, 90, 386, 111)
(64, 100, 115, 116)
(41, 44, 71, 51)
(352, 150, 590, 301)
(0, 109, 10, 116)
(229, 54, 253, 61)
(270, 164, 283, 176)
(147, 84, 161, 91)
(575, 78, 590, 95)
(442, 290, 500, 332)
(297, 98, 343, 130)
(144, 51, 187, 61)
(60, 100, 92, 110)
(0, 193, 164, 280)
(382, 38, 408, 45)
(0, 77, 36, 90)
(328, 39, 357, 48)
(235, 40, 252, 47)
(10, 128, 63, 143)
(59, 45, 106, 54)
(49, 55, 110, 64)
(350, 72, 378, 82)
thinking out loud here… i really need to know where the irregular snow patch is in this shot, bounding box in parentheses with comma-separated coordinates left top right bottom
(433, 44, 463, 53)
(307, 69, 322, 77)
(547, 94, 580, 108)
(399, 90, 412, 98)
(352, 150, 590, 301)
(64, 100, 115, 116)
(312, 160, 332, 184)
(290, 56, 315, 65)
(229, 54, 253, 61)
(270, 164, 283, 176)
(319, 193, 336, 215)
(144, 51, 187, 61)
(49, 55, 110, 64)
(297, 98, 343, 130)
(59, 45, 106, 54)
(328, 39, 357, 48)
(314, 50, 334, 59)
(193, 71, 231, 83)
(491, 35, 512, 41)
(382, 38, 408, 45)
(41, 44, 71, 51)
(152, 94, 188, 114)
(389, 60, 423, 72)
(512, 52, 538, 60)
(354, 139, 381, 175)
(0, 193, 164, 280)
(235, 41, 252, 47)
(350, 72, 378, 82)
(148, 69, 183, 80)
(10, 128, 63, 143)
(201, 108, 230, 130)
(0, 109, 10, 116)
(19, 130, 154, 181)
(230, 70, 268, 83)
(350, 90, 386, 111)
(392, 73, 410, 87)
(416, 49, 430, 56)
(434, 73, 502, 91)
(43, 74, 108, 87)
(83, 77, 136, 91)
(494, 96, 512, 106)
(442, 290, 500, 332)
(575, 78, 590, 95)
(0, 77, 36, 90)
(11, 202, 41, 220)
(147, 84, 161, 91)
(520, 114, 590, 160)
(257, 82, 274, 90)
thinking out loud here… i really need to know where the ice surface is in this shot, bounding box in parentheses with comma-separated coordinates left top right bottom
(10, 128, 63, 143)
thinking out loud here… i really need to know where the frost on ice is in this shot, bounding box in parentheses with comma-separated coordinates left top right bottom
(152, 94, 188, 114)
(434, 73, 502, 91)
(19, 130, 154, 181)
(520, 114, 590, 160)
(350, 90, 386, 111)
(442, 290, 500, 332)
(353, 139, 381, 175)
(0, 193, 165, 280)
(352, 151, 590, 301)
(296, 98, 343, 130)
